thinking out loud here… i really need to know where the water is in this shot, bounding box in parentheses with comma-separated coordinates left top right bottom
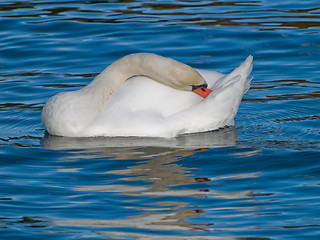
(1, 0, 320, 239)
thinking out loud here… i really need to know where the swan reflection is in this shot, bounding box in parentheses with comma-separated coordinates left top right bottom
(42, 126, 238, 150)
(42, 128, 262, 236)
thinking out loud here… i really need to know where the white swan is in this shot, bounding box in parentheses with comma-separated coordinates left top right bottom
(42, 53, 253, 138)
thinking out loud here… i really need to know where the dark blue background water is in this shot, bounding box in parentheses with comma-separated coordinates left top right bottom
(1, 1, 320, 239)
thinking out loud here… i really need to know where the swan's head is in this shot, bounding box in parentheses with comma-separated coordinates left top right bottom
(150, 55, 212, 98)
(191, 83, 212, 98)
(166, 64, 212, 98)
(113, 53, 213, 98)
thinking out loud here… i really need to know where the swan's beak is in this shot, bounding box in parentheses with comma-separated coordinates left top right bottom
(192, 85, 213, 98)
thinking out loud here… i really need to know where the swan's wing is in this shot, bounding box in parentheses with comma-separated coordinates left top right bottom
(81, 76, 202, 137)
(81, 56, 253, 138)
(167, 55, 253, 135)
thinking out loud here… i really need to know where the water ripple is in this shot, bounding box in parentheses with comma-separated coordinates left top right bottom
(0, 1, 319, 33)
(1, 0, 320, 239)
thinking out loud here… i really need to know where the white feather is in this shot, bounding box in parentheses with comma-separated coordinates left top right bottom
(42, 55, 253, 137)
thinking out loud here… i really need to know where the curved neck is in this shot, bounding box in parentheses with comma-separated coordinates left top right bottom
(83, 53, 203, 106)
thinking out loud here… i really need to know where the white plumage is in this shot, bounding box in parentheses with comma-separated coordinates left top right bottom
(42, 53, 253, 137)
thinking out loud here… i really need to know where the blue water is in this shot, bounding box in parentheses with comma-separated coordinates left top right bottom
(1, 0, 320, 239)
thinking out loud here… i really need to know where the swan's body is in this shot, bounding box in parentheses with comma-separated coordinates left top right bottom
(42, 53, 253, 138)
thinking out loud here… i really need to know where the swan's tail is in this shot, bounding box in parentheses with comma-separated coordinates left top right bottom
(211, 55, 253, 97)
(171, 55, 253, 135)
(229, 55, 253, 94)
(164, 56, 254, 137)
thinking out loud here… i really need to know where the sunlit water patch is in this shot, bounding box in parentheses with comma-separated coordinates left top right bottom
(1, 0, 320, 239)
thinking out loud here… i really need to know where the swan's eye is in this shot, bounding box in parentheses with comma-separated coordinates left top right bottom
(191, 83, 208, 91)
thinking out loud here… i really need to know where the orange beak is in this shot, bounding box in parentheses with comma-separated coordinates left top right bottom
(192, 86, 212, 98)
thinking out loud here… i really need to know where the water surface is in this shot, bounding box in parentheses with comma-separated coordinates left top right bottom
(1, 0, 320, 239)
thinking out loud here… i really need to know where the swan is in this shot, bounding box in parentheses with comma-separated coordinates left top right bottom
(42, 53, 253, 138)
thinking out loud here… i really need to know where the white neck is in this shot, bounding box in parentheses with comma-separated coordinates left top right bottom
(83, 53, 204, 106)
(42, 53, 205, 136)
